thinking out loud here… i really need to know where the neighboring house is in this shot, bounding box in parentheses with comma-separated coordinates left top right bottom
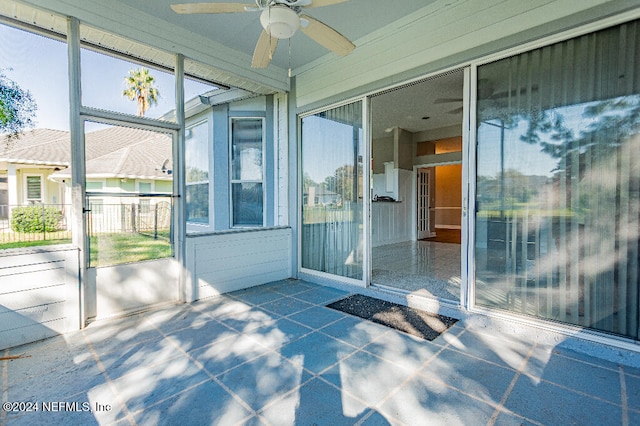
(0, 127, 172, 230)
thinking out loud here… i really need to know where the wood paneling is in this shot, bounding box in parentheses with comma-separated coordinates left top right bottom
(0, 248, 80, 350)
(186, 228, 292, 301)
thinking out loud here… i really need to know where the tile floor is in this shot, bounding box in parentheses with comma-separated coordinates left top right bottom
(372, 240, 461, 301)
(2, 279, 639, 425)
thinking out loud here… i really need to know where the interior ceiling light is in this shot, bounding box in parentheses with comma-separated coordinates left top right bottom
(260, 5, 300, 39)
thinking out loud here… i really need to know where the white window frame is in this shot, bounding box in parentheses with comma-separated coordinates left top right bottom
(24, 174, 44, 204)
(185, 116, 213, 232)
(229, 116, 266, 228)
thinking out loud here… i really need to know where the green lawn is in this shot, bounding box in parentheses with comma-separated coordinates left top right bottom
(0, 238, 72, 250)
(89, 231, 172, 267)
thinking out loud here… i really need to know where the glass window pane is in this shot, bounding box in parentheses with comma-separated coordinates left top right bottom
(301, 101, 364, 280)
(186, 120, 210, 225)
(26, 176, 42, 200)
(231, 119, 263, 181)
(232, 182, 263, 226)
(474, 20, 640, 340)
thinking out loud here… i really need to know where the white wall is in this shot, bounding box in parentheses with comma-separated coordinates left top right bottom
(371, 169, 413, 247)
(0, 247, 80, 350)
(295, 0, 624, 108)
(91, 258, 179, 320)
(185, 227, 292, 301)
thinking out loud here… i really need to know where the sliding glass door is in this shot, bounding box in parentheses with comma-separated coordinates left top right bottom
(475, 19, 640, 339)
(301, 101, 364, 280)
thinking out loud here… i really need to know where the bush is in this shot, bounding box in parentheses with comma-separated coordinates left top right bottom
(10, 205, 62, 233)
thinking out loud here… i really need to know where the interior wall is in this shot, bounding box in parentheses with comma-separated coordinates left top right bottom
(435, 164, 462, 229)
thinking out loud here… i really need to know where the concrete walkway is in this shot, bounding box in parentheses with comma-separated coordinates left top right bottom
(1, 280, 639, 425)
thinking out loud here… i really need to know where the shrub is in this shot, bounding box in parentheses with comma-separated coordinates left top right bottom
(10, 205, 62, 233)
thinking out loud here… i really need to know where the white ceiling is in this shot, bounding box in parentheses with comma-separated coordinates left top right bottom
(122, 0, 431, 71)
(371, 70, 464, 139)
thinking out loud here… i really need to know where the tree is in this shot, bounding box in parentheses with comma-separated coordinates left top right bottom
(123, 68, 160, 117)
(0, 69, 37, 140)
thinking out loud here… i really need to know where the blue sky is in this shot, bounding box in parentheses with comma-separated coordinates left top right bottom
(0, 23, 213, 132)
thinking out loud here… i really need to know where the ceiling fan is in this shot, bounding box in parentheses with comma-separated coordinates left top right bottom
(433, 80, 540, 114)
(170, 0, 355, 68)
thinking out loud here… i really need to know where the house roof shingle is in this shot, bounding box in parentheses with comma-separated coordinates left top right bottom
(1, 127, 173, 180)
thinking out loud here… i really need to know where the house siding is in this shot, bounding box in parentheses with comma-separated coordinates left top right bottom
(185, 227, 292, 301)
(294, 0, 630, 109)
(0, 247, 80, 350)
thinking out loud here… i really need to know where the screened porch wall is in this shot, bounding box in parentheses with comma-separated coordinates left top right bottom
(475, 19, 640, 340)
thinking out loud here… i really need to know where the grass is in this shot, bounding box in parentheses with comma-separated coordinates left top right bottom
(89, 230, 172, 267)
(0, 238, 72, 250)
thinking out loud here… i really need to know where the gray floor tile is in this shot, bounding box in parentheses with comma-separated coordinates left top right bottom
(110, 356, 210, 415)
(379, 375, 495, 425)
(4, 279, 638, 426)
(5, 337, 89, 386)
(8, 358, 105, 402)
(320, 315, 390, 348)
(218, 307, 277, 333)
(165, 318, 237, 352)
(97, 337, 187, 381)
(270, 281, 315, 296)
(258, 378, 371, 425)
(134, 379, 252, 426)
(217, 352, 313, 412)
(504, 375, 623, 426)
(82, 319, 163, 356)
(445, 329, 535, 371)
(148, 307, 224, 335)
(193, 297, 253, 320)
(190, 333, 269, 376)
(420, 348, 517, 404)
(321, 350, 413, 406)
(534, 354, 621, 404)
(288, 305, 347, 330)
(3, 406, 100, 426)
(279, 332, 358, 374)
(358, 410, 404, 426)
(247, 317, 313, 351)
(493, 411, 540, 425)
(363, 330, 442, 371)
(624, 368, 640, 411)
(292, 286, 350, 305)
(258, 296, 315, 317)
(229, 287, 285, 306)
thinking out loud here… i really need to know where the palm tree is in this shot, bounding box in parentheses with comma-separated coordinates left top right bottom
(123, 68, 160, 117)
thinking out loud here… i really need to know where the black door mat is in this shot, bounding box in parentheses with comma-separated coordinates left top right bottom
(326, 294, 458, 341)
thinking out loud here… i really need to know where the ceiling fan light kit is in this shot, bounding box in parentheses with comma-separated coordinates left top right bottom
(260, 5, 300, 39)
(171, 0, 354, 68)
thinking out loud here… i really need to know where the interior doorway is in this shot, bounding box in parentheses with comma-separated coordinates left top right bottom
(369, 69, 464, 303)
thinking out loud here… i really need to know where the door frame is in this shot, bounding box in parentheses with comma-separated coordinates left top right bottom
(415, 167, 434, 240)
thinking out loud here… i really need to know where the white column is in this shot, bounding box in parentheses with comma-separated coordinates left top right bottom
(7, 164, 18, 218)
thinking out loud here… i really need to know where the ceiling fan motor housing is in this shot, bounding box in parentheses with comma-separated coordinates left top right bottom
(260, 5, 300, 39)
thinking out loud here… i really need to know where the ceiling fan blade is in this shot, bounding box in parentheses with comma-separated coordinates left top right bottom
(251, 30, 278, 68)
(170, 3, 253, 14)
(305, 0, 349, 8)
(433, 97, 463, 104)
(299, 14, 354, 56)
